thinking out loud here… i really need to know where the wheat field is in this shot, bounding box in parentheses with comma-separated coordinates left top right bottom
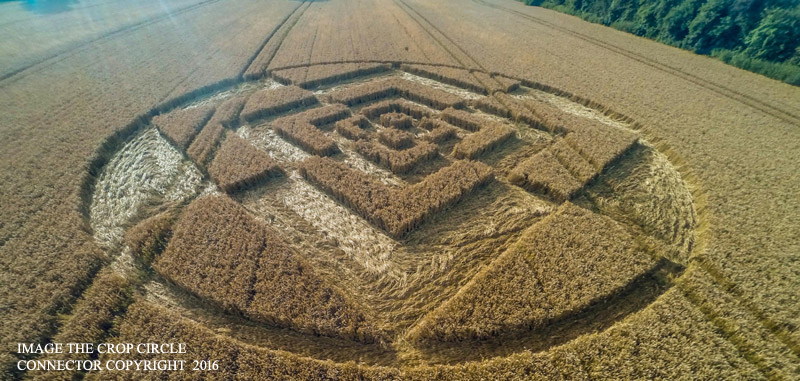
(1, 0, 799, 379)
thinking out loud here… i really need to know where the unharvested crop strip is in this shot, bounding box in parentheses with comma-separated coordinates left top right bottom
(395, 78, 466, 109)
(360, 99, 433, 120)
(451, 123, 514, 159)
(563, 127, 638, 171)
(378, 128, 415, 149)
(401, 64, 487, 94)
(472, 96, 511, 118)
(292, 103, 351, 127)
(509, 148, 582, 202)
(208, 94, 249, 128)
(152, 104, 215, 150)
(268, 104, 349, 156)
(356, 140, 437, 174)
(329, 79, 398, 106)
(207, 134, 283, 193)
(439, 108, 484, 132)
(335, 115, 370, 140)
(492, 92, 555, 133)
(549, 139, 597, 184)
(267, 60, 467, 73)
(241, 85, 318, 122)
(153, 196, 381, 342)
(273, 117, 340, 156)
(186, 121, 225, 167)
(380, 112, 414, 130)
(420, 119, 458, 144)
(407, 203, 661, 343)
(408, 259, 680, 364)
(328, 77, 463, 111)
(274, 63, 391, 89)
(300, 157, 492, 238)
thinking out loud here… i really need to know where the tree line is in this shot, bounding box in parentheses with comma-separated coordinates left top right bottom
(522, 0, 800, 85)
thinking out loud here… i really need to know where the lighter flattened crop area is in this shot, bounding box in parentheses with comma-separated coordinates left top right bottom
(582, 143, 697, 263)
(513, 87, 631, 131)
(238, 170, 400, 277)
(237, 125, 310, 163)
(400, 72, 484, 100)
(90, 128, 204, 251)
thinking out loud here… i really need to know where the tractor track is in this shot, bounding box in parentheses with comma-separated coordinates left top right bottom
(474, 0, 800, 127)
(0, 0, 225, 88)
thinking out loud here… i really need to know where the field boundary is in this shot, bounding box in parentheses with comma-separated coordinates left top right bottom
(474, 0, 800, 127)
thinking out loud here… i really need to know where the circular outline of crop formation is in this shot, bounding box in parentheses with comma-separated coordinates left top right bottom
(88, 62, 698, 366)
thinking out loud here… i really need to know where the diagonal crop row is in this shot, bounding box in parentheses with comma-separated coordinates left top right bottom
(355, 140, 438, 174)
(241, 85, 318, 123)
(335, 114, 371, 141)
(153, 195, 382, 343)
(271, 103, 350, 156)
(328, 77, 465, 110)
(451, 122, 515, 160)
(360, 99, 433, 120)
(300, 157, 493, 238)
(407, 202, 658, 343)
(207, 134, 284, 193)
(152, 104, 216, 150)
(273, 62, 391, 89)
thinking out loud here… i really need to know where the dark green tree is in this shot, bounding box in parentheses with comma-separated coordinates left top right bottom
(744, 7, 800, 61)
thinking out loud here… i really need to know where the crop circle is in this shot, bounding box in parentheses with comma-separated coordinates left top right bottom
(89, 63, 697, 365)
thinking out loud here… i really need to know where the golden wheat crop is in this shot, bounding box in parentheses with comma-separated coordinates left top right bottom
(401, 64, 487, 94)
(186, 121, 225, 166)
(154, 195, 380, 342)
(407, 202, 658, 343)
(241, 85, 318, 122)
(509, 148, 583, 202)
(335, 114, 371, 140)
(379, 112, 414, 130)
(5, 0, 799, 379)
(377, 127, 415, 149)
(452, 122, 515, 159)
(420, 119, 459, 144)
(300, 157, 493, 238)
(273, 116, 340, 156)
(360, 99, 433, 120)
(355, 139, 438, 174)
(152, 104, 215, 149)
(439, 107, 485, 132)
(207, 134, 283, 193)
(274, 63, 391, 89)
